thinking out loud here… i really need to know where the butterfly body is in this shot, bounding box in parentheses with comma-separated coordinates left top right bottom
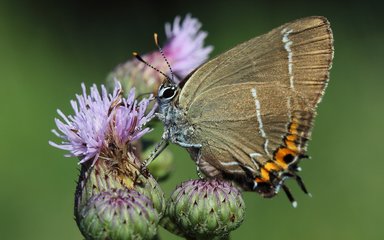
(155, 16, 334, 202)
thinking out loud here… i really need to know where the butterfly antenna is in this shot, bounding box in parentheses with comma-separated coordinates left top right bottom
(153, 33, 175, 82)
(132, 52, 172, 82)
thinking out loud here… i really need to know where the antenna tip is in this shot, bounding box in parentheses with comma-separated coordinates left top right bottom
(292, 201, 298, 208)
(154, 33, 159, 46)
(132, 51, 144, 62)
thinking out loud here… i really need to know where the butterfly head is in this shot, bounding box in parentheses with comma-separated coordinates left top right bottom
(157, 81, 179, 105)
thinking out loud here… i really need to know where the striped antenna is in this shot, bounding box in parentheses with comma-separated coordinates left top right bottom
(154, 33, 175, 82)
(132, 52, 171, 82)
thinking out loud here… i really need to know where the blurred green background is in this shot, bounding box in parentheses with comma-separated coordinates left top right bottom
(1, 0, 383, 239)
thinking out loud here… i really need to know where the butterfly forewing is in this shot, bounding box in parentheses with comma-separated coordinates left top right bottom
(178, 16, 333, 190)
(180, 16, 333, 109)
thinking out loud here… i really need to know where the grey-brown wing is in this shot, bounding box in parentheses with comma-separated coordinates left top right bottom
(179, 16, 333, 174)
(179, 16, 333, 111)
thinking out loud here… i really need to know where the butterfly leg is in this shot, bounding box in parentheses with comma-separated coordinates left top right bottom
(177, 141, 204, 178)
(174, 139, 202, 148)
(195, 149, 204, 179)
(142, 137, 169, 167)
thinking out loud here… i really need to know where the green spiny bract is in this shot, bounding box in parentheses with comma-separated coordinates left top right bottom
(75, 159, 165, 239)
(165, 179, 245, 239)
(78, 188, 159, 240)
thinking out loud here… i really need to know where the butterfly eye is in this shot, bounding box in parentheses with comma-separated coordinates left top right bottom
(159, 86, 177, 100)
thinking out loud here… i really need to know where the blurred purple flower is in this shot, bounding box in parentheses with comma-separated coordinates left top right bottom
(49, 82, 155, 165)
(108, 14, 213, 92)
(163, 14, 213, 80)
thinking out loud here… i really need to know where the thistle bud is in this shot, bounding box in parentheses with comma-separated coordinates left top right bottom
(75, 158, 166, 218)
(166, 179, 245, 239)
(78, 189, 159, 240)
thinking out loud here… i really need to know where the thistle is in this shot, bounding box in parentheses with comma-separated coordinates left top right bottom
(50, 82, 165, 239)
(78, 189, 159, 240)
(164, 179, 246, 239)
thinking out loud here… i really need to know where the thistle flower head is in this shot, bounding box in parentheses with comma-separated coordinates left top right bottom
(165, 179, 245, 239)
(110, 88, 155, 148)
(49, 82, 155, 166)
(78, 189, 159, 240)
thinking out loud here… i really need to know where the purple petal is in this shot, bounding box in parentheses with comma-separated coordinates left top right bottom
(163, 14, 213, 81)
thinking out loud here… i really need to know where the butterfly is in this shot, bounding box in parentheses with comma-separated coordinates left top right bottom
(137, 16, 334, 206)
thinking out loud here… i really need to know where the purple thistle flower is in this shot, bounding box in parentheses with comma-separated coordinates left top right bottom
(110, 88, 156, 148)
(49, 82, 155, 165)
(107, 14, 213, 93)
(164, 14, 213, 79)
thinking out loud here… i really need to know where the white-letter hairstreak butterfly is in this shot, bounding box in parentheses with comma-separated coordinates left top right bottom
(136, 16, 334, 207)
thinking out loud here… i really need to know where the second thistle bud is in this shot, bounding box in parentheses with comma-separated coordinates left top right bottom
(78, 189, 159, 240)
(165, 179, 246, 239)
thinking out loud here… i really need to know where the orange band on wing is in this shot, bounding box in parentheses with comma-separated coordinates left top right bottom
(286, 134, 297, 142)
(260, 168, 270, 181)
(289, 122, 299, 135)
(272, 119, 303, 167)
(276, 147, 298, 166)
(254, 162, 281, 183)
(264, 162, 281, 172)
(285, 138, 298, 151)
